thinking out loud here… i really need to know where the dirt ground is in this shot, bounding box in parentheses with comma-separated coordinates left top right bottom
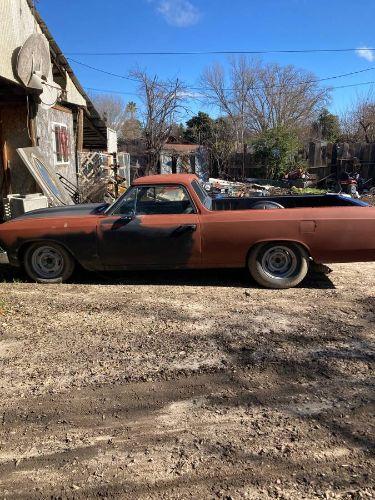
(0, 263, 373, 499)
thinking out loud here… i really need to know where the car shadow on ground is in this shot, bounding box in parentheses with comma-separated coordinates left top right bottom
(0, 264, 335, 289)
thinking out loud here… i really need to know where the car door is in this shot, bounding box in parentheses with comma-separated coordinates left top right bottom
(97, 184, 202, 269)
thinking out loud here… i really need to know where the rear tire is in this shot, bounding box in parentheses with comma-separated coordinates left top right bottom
(24, 242, 75, 283)
(248, 242, 309, 289)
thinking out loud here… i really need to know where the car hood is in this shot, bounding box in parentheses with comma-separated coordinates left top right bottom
(12, 203, 109, 220)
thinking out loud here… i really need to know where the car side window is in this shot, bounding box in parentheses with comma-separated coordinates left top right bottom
(136, 185, 196, 215)
(138, 187, 155, 202)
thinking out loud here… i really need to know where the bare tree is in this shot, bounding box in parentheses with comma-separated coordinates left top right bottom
(201, 58, 255, 176)
(247, 63, 329, 132)
(202, 58, 330, 139)
(341, 91, 375, 143)
(90, 93, 127, 137)
(131, 70, 187, 173)
(208, 117, 237, 178)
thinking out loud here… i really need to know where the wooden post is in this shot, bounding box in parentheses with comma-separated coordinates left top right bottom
(0, 116, 11, 197)
(112, 152, 119, 199)
(75, 107, 84, 195)
(29, 113, 37, 147)
(26, 97, 38, 147)
(76, 107, 84, 153)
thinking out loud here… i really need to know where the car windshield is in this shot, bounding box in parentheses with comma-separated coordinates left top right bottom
(105, 186, 137, 215)
(106, 184, 196, 215)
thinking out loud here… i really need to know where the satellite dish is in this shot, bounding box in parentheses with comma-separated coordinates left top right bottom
(39, 81, 61, 110)
(16, 34, 61, 109)
(17, 34, 51, 86)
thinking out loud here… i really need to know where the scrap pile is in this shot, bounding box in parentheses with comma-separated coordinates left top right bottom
(208, 178, 267, 197)
(207, 178, 289, 197)
(362, 188, 375, 206)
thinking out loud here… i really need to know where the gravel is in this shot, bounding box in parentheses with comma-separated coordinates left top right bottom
(0, 263, 374, 499)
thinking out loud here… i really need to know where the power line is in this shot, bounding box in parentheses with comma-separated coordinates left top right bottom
(68, 57, 375, 93)
(67, 57, 139, 82)
(65, 47, 375, 56)
(331, 80, 375, 90)
(198, 66, 375, 93)
(84, 80, 375, 98)
(272, 66, 375, 87)
(86, 86, 139, 96)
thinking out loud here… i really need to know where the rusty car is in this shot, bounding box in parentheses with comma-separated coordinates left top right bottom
(0, 174, 374, 288)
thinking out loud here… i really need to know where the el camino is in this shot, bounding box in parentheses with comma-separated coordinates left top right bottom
(0, 174, 374, 288)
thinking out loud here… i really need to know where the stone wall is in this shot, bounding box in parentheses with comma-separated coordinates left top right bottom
(36, 106, 77, 186)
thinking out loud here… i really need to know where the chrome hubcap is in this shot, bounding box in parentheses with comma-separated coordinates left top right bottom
(261, 246, 297, 279)
(31, 246, 64, 279)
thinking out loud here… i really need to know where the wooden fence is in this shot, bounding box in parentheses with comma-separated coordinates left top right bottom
(308, 141, 375, 183)
(125, 141, 375, 183)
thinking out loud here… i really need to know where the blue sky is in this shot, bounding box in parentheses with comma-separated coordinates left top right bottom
(37, 0, 375, 119)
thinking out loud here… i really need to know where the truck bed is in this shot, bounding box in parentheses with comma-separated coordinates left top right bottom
(211, 194, 369, 211)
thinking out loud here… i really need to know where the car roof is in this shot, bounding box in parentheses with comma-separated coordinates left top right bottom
(132, 173, 198, 186)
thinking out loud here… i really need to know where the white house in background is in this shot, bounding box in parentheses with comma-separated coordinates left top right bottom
(160, 139, 209, 179)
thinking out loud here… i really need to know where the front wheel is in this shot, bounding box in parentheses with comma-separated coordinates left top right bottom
(248, 242, 309, 289)
(24, 242, 75, 283)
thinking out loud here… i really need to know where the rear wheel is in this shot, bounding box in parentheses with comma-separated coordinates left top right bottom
(24, 242, 75, 283)
(248, 242, 309, 289)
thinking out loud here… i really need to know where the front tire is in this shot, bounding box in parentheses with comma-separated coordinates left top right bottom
(24, 242, 75, 283)
(248, 242, 309, 289)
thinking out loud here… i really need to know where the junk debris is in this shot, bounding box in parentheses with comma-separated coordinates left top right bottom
(284, 168, 317, 189)
(78, 152, 130, 204)
(207, 178, 270, 197)
(17, 147, 74, 207)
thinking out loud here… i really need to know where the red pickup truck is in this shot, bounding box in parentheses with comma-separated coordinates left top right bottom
(0, 174, 374, 288)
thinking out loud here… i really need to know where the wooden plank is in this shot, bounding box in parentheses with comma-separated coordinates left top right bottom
(28, 98, 37, 147)
(76, 107, 84, 153)
(0, 112, 11, 196)
(52, 104, 73, 114)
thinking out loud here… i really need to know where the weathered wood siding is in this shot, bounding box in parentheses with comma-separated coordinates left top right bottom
(36, 106, 77, 186)
(0, 0, 86, 107)
(0, 102, 36, 194)
(0, 0, 40, 84)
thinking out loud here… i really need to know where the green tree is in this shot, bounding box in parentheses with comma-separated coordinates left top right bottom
(313, 108, 340, 142)
(184, 112, 214, 144)
(184, 112, 236, 177)
(125, 101, 138, 120)
(170, 122, 186, 142)
(252, 127, 300, 179)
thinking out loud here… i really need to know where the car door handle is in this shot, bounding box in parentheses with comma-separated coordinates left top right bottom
(172, 224, 197, 236)
(111, 215, 134, 230)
